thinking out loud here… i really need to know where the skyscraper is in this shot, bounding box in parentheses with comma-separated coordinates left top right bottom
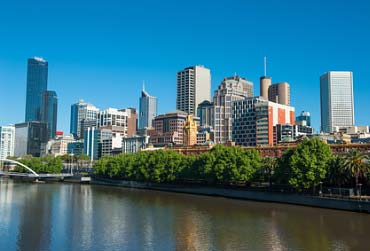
(176, 65, 211, 116)
(0, 125, 15, 159)
(70, 100, 99, 138)
(139, 86, 157, 129)
(25, 57, 48, 122)
(213, 76, 253, 143)
(42, 90, 58, 139)
(320, 71, 354, 133)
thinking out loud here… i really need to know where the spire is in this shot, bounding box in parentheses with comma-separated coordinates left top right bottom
(142, 80, 145, 92)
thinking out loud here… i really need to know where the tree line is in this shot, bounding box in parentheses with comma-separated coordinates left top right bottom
(94, 138, 370, 192)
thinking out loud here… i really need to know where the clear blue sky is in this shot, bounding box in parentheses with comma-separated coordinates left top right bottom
(0, 0, 369, 132)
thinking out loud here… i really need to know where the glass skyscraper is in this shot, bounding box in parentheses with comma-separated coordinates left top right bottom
(25, 57, 48, 122)
(42, 90, 58, 139)
(139, 87, 157, 129)
(320, 71, 354, 133)
(70, 100, 99, 138)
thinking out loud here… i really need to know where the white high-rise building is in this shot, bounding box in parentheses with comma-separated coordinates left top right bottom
(0, 126, 15, 159)
(320, 71, 355, 133)
(176, 65, 211, 116)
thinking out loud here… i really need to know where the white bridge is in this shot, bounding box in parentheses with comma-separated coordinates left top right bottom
(0, 159, 73, 179)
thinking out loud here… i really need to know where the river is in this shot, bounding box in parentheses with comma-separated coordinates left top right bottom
(0, 178, 369, 251)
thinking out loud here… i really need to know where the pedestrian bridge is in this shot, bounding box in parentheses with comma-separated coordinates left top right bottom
(0, 159, 73, 179)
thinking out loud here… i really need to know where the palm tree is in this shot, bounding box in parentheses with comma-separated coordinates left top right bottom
(344, 149, 370, 193)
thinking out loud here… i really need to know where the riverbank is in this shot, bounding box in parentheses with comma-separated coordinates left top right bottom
(91, 177, 370, 213)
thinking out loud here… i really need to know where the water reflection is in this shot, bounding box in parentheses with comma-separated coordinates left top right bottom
(0, 179, 370, 251)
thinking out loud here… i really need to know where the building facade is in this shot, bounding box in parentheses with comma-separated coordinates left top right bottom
(150, 110, 189, 146)
(83, 127, 99, 161)
(45, 134, 76, 156)
(139, 88, 157, 129)
(296, 111, 311, 127)
(176, 65, 211, 116)
(0, 126, 15, 159)
(42, 90, 58, 139)
(70, 100, 99, 138)
(268, 82, 290, 106)
(232, 97, 295, 146)
(25, 57, 48, 122)
(320, 71, 354, 133)
(122, 135, 150, 154)
(14, 121, 48, 157)
(197, 100, 214, 128)
(213, 76, 253, 144)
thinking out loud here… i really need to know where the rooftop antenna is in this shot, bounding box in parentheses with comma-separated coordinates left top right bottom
(264, 56, 267, 77)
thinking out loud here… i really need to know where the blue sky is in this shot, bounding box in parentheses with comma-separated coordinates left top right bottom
(0, 0, 369, 132)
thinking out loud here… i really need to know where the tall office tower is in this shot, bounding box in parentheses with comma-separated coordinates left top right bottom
(139, 86, 157, 129)
(296, 111, 311, 127)
(176, 65, 211, 116)
(70, 100, 99, 138)
(25, 57, 48, 122)
(320, 71, 354, 133)
(197, 100, 214, 128)
(42, 90, 58, 139)
(0, 125, 15, 159)
(213, 76, 253, 143)
(14, 121, 48, 157)
(268, 82, 290, 105)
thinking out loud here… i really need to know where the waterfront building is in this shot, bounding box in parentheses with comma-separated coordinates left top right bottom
(25, 57, 48, 122)
(70, 100, 99, 138)
(99, 128, 113, 158)
(232, 97, 295, 146)
(268, 82, 290, 106)
(121, 108, 138, 137)
(320, 71, 354, 133)
(150, 110, 199, 147)
(183, 115, 198, 146)
(0, 125, 15, 159)
(122, 135, 150, 154)
(42, 90, 58, 139)
(197, 100, 214, 128)
(213, 76, 253, 144)
(45, 134, 76, 156)
(176, 65, 211, 116)
(296, 111, 311, 127)
(14, 121, 48, 157)
(139, 86, 157, 129)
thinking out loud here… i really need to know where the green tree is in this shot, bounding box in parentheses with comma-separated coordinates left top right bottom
(344, 149, 370, 191)
(287, 138, 332, 192)
(326, 155, 348, 187)
(261, 157, 278, 187)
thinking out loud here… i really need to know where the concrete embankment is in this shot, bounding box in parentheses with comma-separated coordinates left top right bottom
(91, 178, 370, 213)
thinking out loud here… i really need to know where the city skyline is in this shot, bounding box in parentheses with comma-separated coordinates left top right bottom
(1, 1, 370, 132)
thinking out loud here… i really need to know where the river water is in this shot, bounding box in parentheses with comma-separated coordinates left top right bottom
(0, 178, 369, 251)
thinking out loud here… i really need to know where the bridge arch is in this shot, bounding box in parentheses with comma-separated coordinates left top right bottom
(0, 159, 39, 177)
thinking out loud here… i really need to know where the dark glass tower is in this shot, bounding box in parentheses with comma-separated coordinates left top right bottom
(42, 90, 58, 139)
(25, 57, 48, 122)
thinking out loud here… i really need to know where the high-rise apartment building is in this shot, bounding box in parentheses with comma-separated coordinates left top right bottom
(176, 65, 211, 116)
(320, 71, 354, 133)
(0, 126, 15, 159)
(268, 82, 290, 106)
(70, 100, 99, 138)
(260, 76, 272, 100)
(122, 108, 138, 137)
(25, 57, 48, 122)
(213, 76, 253, 143)
(42, 90, 58, 139)
(139, 87, 157, 129)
